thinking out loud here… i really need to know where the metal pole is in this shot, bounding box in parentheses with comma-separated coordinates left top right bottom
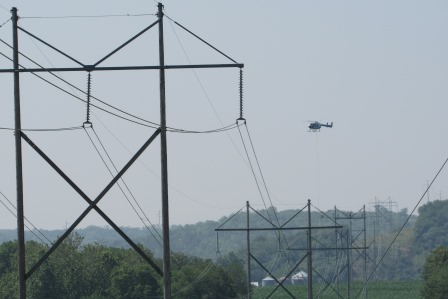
(347, 230, 351, 299)
(335, 206, 339, 296)
(12, 7, 26, 299)
(307, 199, 313, 299)
(246, 201, 251, 299)
(363, 205, 368, 299)
(158, 3, 171, 299)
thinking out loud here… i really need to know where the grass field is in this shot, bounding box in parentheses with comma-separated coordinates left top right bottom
(250, 280, 423, 299)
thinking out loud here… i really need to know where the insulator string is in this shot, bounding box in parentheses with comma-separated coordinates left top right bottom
(238, 68, 244, 120)
(84, 71, 92, 126)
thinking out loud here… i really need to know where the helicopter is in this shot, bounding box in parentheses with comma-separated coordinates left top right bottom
(308, 121, 333, 132)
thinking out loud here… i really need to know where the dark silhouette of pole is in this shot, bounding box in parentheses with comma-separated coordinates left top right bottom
(5, 4, 243, 297)
(12, 7, 26, 299)
(363, 205, 368, 299)
(158, 3, 171, 299)
(246, 201, 251, 299)
(307, 199, 313, 299)
(347, 230, 351, 299)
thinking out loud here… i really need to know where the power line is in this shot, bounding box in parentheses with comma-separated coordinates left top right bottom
(356, 154, 448, 298)
(0, 190, 51, 245)
(166, 15, 250, 165)
(84, 126, 184, 266)
(237, 124, 270, 213)
(0, 17, 10, 28)
(0, 48, 240, 134)
(92, 114, 241, 211)
(165, 14, 239, 64)
(238, 123, 298, 267)
(0, 126, 83, 132)
(90, 127, 163, 241)
(83, 127, 164, 248)
(0, 38, 161, 126)
(20, 13, 157, 19)
(1, 29, 243, 134)
(167, 122, 240, 134)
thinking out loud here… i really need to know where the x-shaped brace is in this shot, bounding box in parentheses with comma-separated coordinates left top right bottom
(21, 128, 163, 278)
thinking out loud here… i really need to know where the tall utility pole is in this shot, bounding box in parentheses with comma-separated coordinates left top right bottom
(307, 199, 313, 299)
(158, 3, 171, 299)
(12, 7, 26, 299)
(246, 201, 251, 299)
(7, 4, 243, 298)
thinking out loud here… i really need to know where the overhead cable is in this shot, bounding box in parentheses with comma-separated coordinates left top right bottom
(0, 49, 159, 129)
(0, 126, 83, 132)
(0, 17, 10, 28)
(0, 46, 239, 134)
(93, 115, 240, 211)
(83, 127, 163, 248)
(0, 190, 52, 245)
(239, 123, 297, 266)
(165, 14, 239, 64)
(166, 16, 249, 163)
(356, 154, 448, 298)
(20, 13, 157, 19)
(0, 38, 160, 126)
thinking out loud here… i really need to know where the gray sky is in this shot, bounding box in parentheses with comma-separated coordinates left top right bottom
(0, 1, 447, 230)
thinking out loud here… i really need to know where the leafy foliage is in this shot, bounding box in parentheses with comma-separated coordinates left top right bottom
(421, 246, 448, 299)
(0, 234, 246, 298)
(414, 200, 448, 253)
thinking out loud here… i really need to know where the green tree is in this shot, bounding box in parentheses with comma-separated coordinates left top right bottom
(110, 263, 161, 299)
(0, 241, 17, 276)
(0, 271, 18, 299)
(422, 246, 448, 298)
(414, 200, 448, 252)
(80, 244, 119, 297)
(218, 252, 246, 295)
(172, 254, 245, 299)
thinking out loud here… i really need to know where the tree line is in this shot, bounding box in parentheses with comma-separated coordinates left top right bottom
(0, 233, 246, 299)
(2, 200, 448, 297)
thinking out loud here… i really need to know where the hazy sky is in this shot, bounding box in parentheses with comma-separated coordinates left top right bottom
(0, 1, 447, 230)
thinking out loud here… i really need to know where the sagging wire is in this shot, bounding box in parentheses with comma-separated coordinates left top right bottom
(83, 126, 163, 249)
(167, 122, 240, 134)
(0, 39, 238, 134)
(355, 154, 448, 298)
(237, 124, 270, 214)
(20, 13, 157, 19)
(165, 14, 250, 163)
(237, 124, 294, 269)
(0, 126, 83, 132)
(0, 51, 158, 131)
(0, 190, 51, 246)
(0, 17, 10, 29)
(238, 124, 296, 260)
(94, 115, 240, 211)
(0, 39, 160, 126)
(84, 124, 183, 266)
